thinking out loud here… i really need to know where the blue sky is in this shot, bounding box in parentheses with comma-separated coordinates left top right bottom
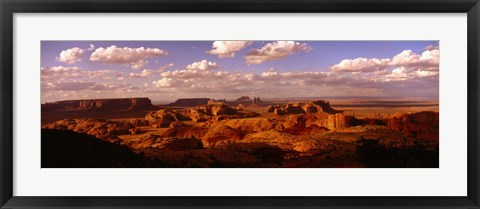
(40, 41, 439, 103)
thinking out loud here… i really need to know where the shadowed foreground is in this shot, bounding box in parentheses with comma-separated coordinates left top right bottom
(41, 129, 165, 168)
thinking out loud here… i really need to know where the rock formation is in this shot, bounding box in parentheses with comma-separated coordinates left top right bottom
(42, 118, 136, 143)
(130, 118, 149, 126)
(145, 109, 186, 128)
(169, 98, 210, 107)
(126, 134, 203, 150)
(145, 103, 259, 127)
(182, 103, 239, 122)
(267, 100, 340, 116)
(201, 124, 244, 147)
(268, 100, 350, 130)
(235, 96, 251, 102)
(42, 97, 157, 112)
(224, 118, 276, 133)
(252, 97, 262, 105)
(387, 111, 439, 141)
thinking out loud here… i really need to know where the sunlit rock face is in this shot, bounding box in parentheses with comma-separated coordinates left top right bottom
(144, 103, 258, 128)
(145, 109, 186, 128)
(42, 118, 135, 143)
(267, 100, 340, 115)
(268, 100, 350, 130)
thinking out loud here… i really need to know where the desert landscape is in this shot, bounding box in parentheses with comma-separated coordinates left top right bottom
(41, 40, 439, 168)
(41, 96, 438, 168)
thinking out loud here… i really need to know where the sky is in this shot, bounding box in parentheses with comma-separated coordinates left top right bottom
(41, 41, 439, 103)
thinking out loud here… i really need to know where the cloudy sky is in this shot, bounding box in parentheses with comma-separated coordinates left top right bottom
(41, 41, 439, 103)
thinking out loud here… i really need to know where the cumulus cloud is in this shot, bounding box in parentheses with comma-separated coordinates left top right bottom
(152, 78, 174, 87)
(416, 69, 439, 77)
(206, 41, 253, 58)
(130, 59, 148, 70)
(390, 49, 439, 68)
(385, 67, 410, 81)
(43, 43, 440, 102)
(330, 57, 391, 72)
(155, 60, 220, 82)
(41, 66, 125, 82)
(87, 69, 124, 80)
(244, 41, 312, 64)
(41, 65, 144, 102)
(261, 68, 279, 77)
(129, 63, 174, 78)
(185, 60, 219, 71)
(87, 44, 95, 51)
(56, 47, 86, 64)
(331, 48, 440, 74)
(41, 66, 134, 92)
(89, 45, 168, 69)
(424, 44, 439, 51)
(384, 66, 439, 82)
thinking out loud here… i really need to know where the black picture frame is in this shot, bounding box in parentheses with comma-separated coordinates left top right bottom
(1, 0, 479, 208)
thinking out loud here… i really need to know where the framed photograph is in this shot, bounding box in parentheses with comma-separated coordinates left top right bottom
(1, 0, 479, 208)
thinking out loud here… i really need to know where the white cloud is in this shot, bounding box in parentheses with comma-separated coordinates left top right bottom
(244, 41, 312, 64)
(87, 44, 95, 51)
(206, 41, 253, 58)
(152, 77, 192, 88)
(129, 69, 156, 78)
(331, 48, 440, 74)
(385, 66, 410, 81)
(419, 49, 440, 66)
(41, 65, 144, 102)
(87, 69, 124, 80)
(185, 60, 219, 71)
(390, 49, 439, 68)
(261, 68, 279, 77)
(130, 59, 148, 70)
(160, 61, 219, 80)
(41, 66, 127, 82)
(416, 69, 439, 77)
(89, 45, 168, 69)
(43, 44, 440, 102)
(424, 44, 439, 51)
(56, 47, 86, 64)
(330, 57, 390, 72)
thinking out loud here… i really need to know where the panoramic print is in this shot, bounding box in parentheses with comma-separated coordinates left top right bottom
(41, 41, 439, 168)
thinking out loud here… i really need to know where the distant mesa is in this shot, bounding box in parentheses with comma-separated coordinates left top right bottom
(231, 96, 269, 106)
(251, 97, 262, 105)
(267, 100, 340, 115)
(235, 96, 251, 102)
(208, 98, 226, 105)
(42, 97, 157, 112)
(170, 96, 264, 107)
(169, 98, 210, 107)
